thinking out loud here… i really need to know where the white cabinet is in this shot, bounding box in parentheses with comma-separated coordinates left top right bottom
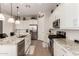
(0, 45, 17, 56)
(54, 41, 66, 56)
(54, 40, 73, 56)
(60, 4, 79, 29)
(51, 4, 79, 29)
(25, 34, 31, 53)
(59, 4, 78, 29)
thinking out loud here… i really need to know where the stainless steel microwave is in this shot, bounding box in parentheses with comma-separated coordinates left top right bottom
(53, 19, 60, 28)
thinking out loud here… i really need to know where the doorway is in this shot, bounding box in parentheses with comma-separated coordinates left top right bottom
(0, 21, 3, 34)
(29, 24, 38, 40)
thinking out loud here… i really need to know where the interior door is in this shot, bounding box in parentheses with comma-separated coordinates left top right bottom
(29, 24, 38, 40)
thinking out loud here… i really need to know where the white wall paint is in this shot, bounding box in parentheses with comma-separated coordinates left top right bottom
(38, 17, 45, 41)
(38, 11, 51, 43)
(44, 12, 51, 43)
(49, 3, 79, 41)
(3, 14, 14, 36)
(16, 20, 37, 29)
(15, 20, 37, 34)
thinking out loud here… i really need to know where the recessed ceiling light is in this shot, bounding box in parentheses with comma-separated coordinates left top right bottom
(37, 3, 43, 5)
(20, 3, 23, 5)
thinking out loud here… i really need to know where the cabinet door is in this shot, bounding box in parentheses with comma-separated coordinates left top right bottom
(54, 41, 73, 56)
(64, 51, 73, 56)
(54, 41, 58, 56)
(60, 4, 78, 29)
(54, 41, 65, 56)
(25, 34, 31, 52)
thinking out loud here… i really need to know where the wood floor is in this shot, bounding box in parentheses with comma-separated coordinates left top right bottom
(31, 40, 51, 56)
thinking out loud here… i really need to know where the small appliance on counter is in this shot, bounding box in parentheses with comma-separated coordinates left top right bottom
(48, 31, 66, 39)
(74, 40, 79, 43)
(56, 31, 66, 38)
(10, 32, 15, 36)
(0, 33, 8, 38)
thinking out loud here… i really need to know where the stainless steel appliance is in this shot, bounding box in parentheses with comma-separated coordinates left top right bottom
(53, 19, 60, 28)
(56, 31, 66, 38)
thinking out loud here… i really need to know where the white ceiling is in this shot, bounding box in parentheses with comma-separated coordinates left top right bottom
(1, 3, 57, 17)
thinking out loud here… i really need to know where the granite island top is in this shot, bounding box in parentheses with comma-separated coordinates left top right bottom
(0, 36, 24, 45)
(54, 39, 79, 56)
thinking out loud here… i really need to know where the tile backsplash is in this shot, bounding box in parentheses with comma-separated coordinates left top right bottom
(65, 30, 79, 41)
(51, 29, 79, 41)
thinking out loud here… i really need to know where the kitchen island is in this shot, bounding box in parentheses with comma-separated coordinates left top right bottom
(0, 36, 25, 56)
(0, 33, 31, 56)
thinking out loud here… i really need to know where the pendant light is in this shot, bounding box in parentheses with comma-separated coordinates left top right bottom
(8, 3, 15, 23)
(0, 3, 5, 21)
(15, 6, 20, 24)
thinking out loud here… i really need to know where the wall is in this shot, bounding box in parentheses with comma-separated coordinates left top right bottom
(49, 3, 79, 41)
(38, 17, 45, 41)
(3, 14, 14, 36)
(38, 11, 51, 43)
(16, 20, 37, 29)
(15, 20, 37, 34)
(43, 12, 51, 43)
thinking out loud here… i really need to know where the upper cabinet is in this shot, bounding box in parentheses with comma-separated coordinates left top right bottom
(51, 3, 79, 29)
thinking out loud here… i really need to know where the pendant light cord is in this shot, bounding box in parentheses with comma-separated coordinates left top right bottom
(17, 6, 19, 19)
(11, 3, 12, 17)
(0, 3, 1, 13)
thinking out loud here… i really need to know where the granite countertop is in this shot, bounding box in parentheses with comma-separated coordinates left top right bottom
(0, 36, 24, 45)
(54, 39, 79, 56)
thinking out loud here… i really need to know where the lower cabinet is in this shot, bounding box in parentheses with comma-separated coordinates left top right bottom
(54, 41, 73, 56)
(54, 41, 64, 56)
(25, 34, 31, 53)
(17, 39, 25, 56)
